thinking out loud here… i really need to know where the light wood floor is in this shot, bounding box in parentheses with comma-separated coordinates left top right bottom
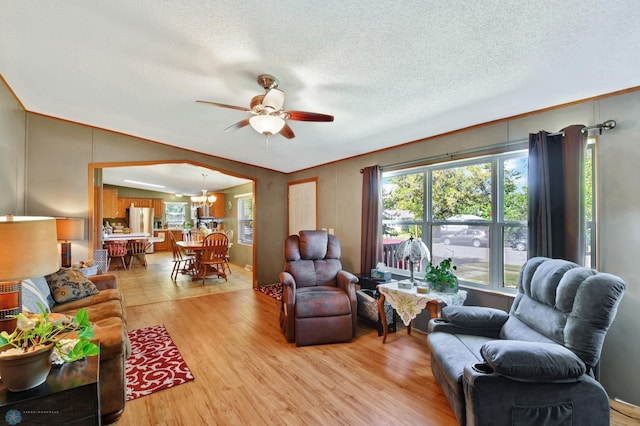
(110, 252, 639, 425)
(108, 251, 255, 307)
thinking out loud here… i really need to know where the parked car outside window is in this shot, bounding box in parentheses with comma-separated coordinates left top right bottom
(511, 237, 527, 251)
(442, 229, 488, 247)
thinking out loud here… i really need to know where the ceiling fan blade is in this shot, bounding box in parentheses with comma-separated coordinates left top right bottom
(262, 89, 285, 111)
(224, 118, 251, 132)
(280, 123, 295, 139)
(196, 100, 251, 112)
(286, 110, 334, 122)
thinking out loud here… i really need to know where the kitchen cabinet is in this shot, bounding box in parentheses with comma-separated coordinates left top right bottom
(152, 199, 165, 217)
(117, 198, 130, 219)
(153, 230, 169, 251)
(136, 198, 153, 208)
(208, 193, 225, 218)
(103, 188, 119, 218)
(119, 197, 163, 216)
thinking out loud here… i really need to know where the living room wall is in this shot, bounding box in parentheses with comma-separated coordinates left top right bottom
(0, 79, 26, 215)
(288, 89, 640, 406)
(0, 77, 288, 286)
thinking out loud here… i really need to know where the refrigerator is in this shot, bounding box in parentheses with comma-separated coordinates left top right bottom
(128, 207, 155, 251)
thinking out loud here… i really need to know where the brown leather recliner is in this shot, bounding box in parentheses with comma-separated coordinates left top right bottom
(279, 230, 359, 346)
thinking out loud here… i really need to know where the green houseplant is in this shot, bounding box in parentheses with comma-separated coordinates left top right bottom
(424, 258, 458, 293)
(0, 305, 100, 391)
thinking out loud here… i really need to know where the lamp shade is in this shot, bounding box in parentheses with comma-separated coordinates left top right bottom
(395, 236, 431, 265)
(0, 216, 60, 281)
(395, 236, 431, 283)
(56, 217, 85, 241)
(249, 115, 285, 136)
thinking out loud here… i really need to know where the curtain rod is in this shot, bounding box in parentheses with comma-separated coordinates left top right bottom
(581, 119, 617, 135)
(379, 138, 529, 172)
(548, 120, 617, 137)
(375, 119, 618, 172)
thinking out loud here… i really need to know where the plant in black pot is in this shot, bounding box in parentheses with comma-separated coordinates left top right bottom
(0, 305, 100, 392)
(424, 258, 458, 293)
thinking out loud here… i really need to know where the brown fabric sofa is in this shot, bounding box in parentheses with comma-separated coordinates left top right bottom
(50, 274, 130, 424)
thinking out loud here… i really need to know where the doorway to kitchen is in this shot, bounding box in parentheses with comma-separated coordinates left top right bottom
(87, 160, 256, 287)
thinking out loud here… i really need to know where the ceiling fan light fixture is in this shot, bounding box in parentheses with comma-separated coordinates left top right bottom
(250, 115, 285, 136)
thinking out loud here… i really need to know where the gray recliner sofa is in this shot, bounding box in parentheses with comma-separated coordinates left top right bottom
(427, 257, 626, 426)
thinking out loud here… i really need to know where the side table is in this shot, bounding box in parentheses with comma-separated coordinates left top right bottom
(377, 281, 467, 343)
(0, 354, 100, 425)
(356, 275, 397, 335)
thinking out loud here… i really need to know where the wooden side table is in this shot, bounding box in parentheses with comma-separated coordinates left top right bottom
(0, 354, 100, 425)
(377, 281, 467, 343)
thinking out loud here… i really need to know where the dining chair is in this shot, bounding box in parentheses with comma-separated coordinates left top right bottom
(183, 230, 203, 257)
(105, 242, 128, 271)
(127, 239, 147, 269)
(169, 231, 195, 280)
(199, 232, 228, 284)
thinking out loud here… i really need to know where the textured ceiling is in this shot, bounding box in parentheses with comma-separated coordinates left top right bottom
(2, 0, 640, 180)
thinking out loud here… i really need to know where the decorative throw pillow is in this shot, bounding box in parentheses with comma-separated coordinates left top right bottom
(45, 267, 99, 304)
(21, 277, 55, 313)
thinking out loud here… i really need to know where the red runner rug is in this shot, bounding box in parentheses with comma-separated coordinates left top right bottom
(256, 283, 282, 301)
(126, 324, 194, 401)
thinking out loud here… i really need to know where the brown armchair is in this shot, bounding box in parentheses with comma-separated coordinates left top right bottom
(279, 230, 359, 346)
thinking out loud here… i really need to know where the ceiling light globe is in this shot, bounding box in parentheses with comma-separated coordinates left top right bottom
(250, 115, 285, 136)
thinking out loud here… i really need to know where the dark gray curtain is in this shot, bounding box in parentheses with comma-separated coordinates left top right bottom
(361, 165, 382, 274)
(528, 124, 587, 263)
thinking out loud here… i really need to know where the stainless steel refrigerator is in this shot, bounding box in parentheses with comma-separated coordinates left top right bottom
(128, 207, 154, 235)
(128, 207, 155, 252)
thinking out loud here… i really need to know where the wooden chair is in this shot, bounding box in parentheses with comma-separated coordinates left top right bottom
(106, 242, 128, 271)
(169, 231, 195, 281)
(127, 239, 147, 269)
(182, 230, 203, 257)
(199, 232, 228, 284)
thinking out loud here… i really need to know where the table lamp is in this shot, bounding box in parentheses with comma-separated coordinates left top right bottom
(56, 217, 85, 268)
(395, 235, 431, 288)
(0, 215, 60, 333)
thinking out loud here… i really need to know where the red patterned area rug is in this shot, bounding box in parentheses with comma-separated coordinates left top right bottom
(126, 324, 194, 401)
(256, 283, 282, 301)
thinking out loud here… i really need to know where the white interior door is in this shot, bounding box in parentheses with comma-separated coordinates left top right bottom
(288, 179, 317, 235)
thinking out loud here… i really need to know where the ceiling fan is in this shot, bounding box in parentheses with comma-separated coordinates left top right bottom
(196, 74, 334, 139)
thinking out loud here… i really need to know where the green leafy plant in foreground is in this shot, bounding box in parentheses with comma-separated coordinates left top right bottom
(0, 303, 100, 362)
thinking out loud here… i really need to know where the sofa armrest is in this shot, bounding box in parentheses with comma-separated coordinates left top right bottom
(463, 361, 609, 426)
(480, 340, 586, 383)
(88, 274, 117, 291)
(428, 306, 508, 337)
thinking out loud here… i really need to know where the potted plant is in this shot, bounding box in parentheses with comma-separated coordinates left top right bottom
(0, 305, 100, 392)
(424, 258, 458, 293)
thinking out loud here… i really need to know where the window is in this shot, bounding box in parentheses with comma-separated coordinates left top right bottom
(383, 154, 522, 291)
(164, 202, 187, 227)
(237, 195, 253, 246)
(382, 138, 596, 292)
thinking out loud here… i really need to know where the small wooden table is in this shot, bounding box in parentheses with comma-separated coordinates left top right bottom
(0, 354, 100, 425)
(377, 281, 467, 343)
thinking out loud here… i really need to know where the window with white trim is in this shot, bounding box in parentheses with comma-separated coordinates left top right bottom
(164, 202, 187, 227)
(381, 139, 596, 292)
(237, 195, 253, 246)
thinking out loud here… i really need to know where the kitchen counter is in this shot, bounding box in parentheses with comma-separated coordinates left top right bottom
(104, 232, 150, 240)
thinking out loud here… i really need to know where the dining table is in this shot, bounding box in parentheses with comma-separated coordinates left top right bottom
(176, 240, 205, 280)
